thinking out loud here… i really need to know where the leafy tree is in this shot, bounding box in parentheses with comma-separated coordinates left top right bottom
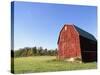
(32, 46, 37, 55)
(14, 46, 57, 57)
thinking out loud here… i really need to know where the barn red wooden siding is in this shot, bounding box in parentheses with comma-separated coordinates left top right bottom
(57, 24, 97, 62)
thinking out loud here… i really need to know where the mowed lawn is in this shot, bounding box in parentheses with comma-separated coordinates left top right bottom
(14, 56, 97, 74)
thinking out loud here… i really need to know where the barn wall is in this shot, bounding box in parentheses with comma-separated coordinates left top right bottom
(58, 25, 81, 59)
(79, 36, 97, 62)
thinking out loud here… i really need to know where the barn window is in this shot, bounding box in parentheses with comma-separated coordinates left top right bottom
(65, 26, 67, 30)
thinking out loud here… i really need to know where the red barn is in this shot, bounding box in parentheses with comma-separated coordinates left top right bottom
(57, 24, 97, 62)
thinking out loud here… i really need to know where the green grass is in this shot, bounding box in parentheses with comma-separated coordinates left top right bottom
(13, 56, 97, 74)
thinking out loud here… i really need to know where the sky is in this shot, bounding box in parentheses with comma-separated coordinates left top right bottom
(12, 1, 97, 50)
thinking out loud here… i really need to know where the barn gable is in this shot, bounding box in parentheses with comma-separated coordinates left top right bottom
(57, 24, 81, 59)
(57, 24, 75, 44)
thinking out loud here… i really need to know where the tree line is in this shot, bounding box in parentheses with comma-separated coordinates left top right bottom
(13, 46, 57, 57)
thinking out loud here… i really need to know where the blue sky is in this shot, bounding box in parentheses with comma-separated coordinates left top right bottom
(13, 1, 97, 50)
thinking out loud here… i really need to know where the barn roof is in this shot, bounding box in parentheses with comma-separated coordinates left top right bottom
(74, 25, 96, 41)
(57, 24, 96, 44)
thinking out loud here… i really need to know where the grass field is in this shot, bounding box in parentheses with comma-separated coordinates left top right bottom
(13, 56, 97, 74)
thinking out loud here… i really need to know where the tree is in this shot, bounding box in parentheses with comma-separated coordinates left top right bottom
(38, 47, 43, 55)
(44, 48, 47, 55)
(32, 46, 37, 55)
(14, 46, 57, 57)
